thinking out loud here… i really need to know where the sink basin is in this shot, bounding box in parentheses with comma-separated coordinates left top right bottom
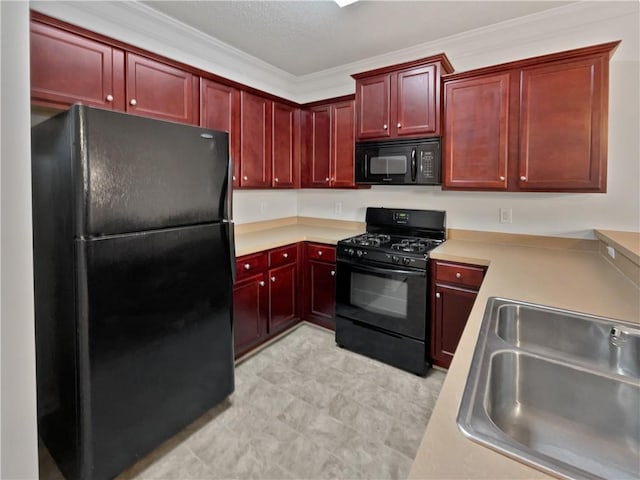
(496, 302, 640, 377)
(458, 298, 640, 480)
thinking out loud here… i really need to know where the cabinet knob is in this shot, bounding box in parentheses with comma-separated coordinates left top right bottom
(325, 177, 330, 182)
(436, 292, 441, 299)
(318, 250, 323, 256)
(106, 94, 114, 102)
(397, 123, 401, 128)
(283, 252, 288, 258)
(499, 176, 505, 181)
(244, 263, 251, 270)
(232, 175, 237, 181)
(129, 99, 137, 106)
(270, 276, 276, 283)
(455, 272, 462, 279)
(243, 176, 248, 181)
(331, 177, 335, 182)
(520, 176, 527, 181)
(383, 124, 388, 130)
(275, 178, 279, 183)
(330, 270, 335, 276)
(259, 280, 265, 287)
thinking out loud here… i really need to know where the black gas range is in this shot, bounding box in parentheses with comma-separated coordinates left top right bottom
(335, 207, 446, 376)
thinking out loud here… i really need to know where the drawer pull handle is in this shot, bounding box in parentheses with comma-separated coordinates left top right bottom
(270, 276, 276, 283)
(259, 281, 265, 287)
(283, 253, 288, 258)
(244, 263, 251, 270)
(436, 292, 441, 299)
(456, 272, 462, 279)
(330, 270, 335, 276)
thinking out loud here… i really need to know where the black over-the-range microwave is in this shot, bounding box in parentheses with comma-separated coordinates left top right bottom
(354, 137, 441, 185)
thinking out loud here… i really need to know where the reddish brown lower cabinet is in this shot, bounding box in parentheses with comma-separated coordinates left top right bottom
(233, 245, 300, 358)
(431, 260, 486, 368)
(303, 243, 336, 330)
(233, 272, 268, 358)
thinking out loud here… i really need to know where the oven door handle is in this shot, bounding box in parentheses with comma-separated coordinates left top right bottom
(337, 259, 426, 277)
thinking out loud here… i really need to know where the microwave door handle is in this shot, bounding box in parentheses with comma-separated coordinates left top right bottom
(411, 149, 417, 181)
(364, 153, 368, 179)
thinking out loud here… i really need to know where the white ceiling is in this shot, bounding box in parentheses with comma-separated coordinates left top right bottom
(142, 1, 574, 76)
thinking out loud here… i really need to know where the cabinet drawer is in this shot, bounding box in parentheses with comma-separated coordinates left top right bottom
(435, 261, 485, 289)
(269, 244, 298, 268)
(306, 243, 336, 262)
(235, 252, 268, 282)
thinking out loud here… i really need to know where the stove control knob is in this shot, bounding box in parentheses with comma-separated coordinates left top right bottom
(356, 250, 365, 257)
(346, 248, 355, 256)
(391, 255, 400, 263)
(403, 257, 411, 265)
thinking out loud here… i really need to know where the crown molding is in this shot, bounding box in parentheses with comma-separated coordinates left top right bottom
(31, 1, 638, 104)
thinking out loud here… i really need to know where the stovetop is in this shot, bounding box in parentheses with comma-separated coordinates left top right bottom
(337, 233, 444, 270)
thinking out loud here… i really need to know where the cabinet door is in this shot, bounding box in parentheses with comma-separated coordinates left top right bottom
(268, 263, 297, 334)
(518, 56, 607, 191)
(240, 92, 272, 188)
(307, 105, 332, 187)
(443, 73, 510, 190)
(30, 21, 125, 110)
(431, 284, 477, 368)
(233, 273, 267, 358)
(356, 73, 391, 140)
(272, 102, 297, 188)
(126, 52, 198, 125)
(331, 101, 355, 188)
(201, 79, 240, 188)
(307, 260, 336, 330)
(395, 65, 437, 137)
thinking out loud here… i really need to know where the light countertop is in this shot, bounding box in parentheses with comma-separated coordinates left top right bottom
(409, 236, 640, 479)
(234, 219, 640, 478)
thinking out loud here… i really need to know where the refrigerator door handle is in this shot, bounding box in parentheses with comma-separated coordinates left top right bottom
(227, 221, 236, 284)
(225, 155, 233, 221)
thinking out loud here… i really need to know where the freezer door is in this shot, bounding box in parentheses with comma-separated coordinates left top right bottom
(75, 223, 234, 479)
(77, 105, 230, 236)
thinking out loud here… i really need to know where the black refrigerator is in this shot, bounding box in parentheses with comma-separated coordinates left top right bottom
(31, 105, 235, 480)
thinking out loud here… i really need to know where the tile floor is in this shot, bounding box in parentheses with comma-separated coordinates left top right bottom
(40, 323, 446, 480)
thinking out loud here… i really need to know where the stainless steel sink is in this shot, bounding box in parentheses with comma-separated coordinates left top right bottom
(458, 297, 640, 480)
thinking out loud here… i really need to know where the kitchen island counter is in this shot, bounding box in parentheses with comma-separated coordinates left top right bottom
(409, 232, 640, 479)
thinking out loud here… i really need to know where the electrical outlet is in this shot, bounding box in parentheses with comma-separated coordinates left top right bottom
(499, 208, 512, 224)
(335, 201, 342, 215)
(606, 245, 616, 259)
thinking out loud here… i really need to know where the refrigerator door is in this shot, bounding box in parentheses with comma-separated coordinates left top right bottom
(75, 105, 230, 237)
(75, 223, 234, 479)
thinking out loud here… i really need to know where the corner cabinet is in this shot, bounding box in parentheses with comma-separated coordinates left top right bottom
(303, 243, 337, 330)
(302, 100, 356, 188)
(430, 260, 486, 368)
(443, 41, 619, 193)
(352, 55, 454, 141)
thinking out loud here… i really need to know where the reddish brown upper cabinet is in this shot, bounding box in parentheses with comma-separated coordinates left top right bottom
(352, 55, 453, 141)
(30, 20, 125, 111)
(240, 91, 272, 188)
(30, 14, 199, 125)
(430, 261, 486, 369)
(443, 73, 510, 190)
(125, 52, 199, 125)
(271, 102, 299, 188)
(443, 41, 619, 193)
(302, 100, 356, 188)
(200, 79, 241, 187)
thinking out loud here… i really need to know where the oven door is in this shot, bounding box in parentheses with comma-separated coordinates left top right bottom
(335, 259, 427, 340)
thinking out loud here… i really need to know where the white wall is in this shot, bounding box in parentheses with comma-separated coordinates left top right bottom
(1, 1, 39, 478)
